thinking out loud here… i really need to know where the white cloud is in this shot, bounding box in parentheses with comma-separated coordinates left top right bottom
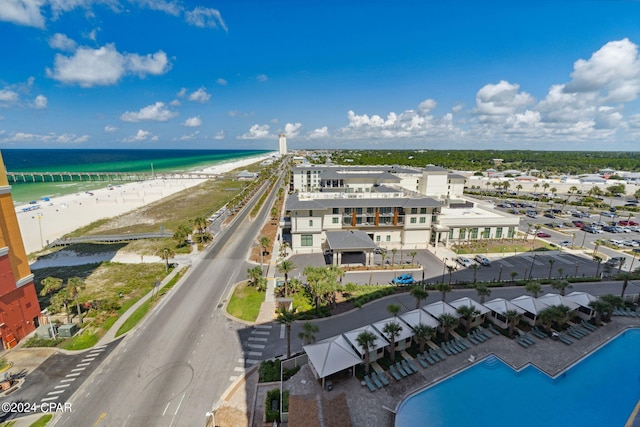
(49, 33, 77, 51)
(474, 80, 534, 121)
(120, 102, 177, 122)
(0, 0, 45, 29)
(169, 99, 181, 106)
(308, 127, 329, 139)
(284, 122, 302, 138)
(176, 87, 187, 97)
(256, 74, 268, 83)
(135, 0, 181, 16)
(418, 99, 437, 114)
(34, 94, 47, 109)
(228, 110, 254, 118)
(0, 131, 88, 144)
(188, 87, 211, 103)
(185, 7, 227, 31)
(123, 129, 153, 142)
(0, 89, 19, 105)
(182, 116, 202, 127)
(175, 130, 200, 141)
(214, 130, 224, 140)
(238, 124, 271, 139)
(452, 104, 464, 113)
(104, 125, 118, 132)
(216, 78, 227, 86)
(47, 43, 171, 87)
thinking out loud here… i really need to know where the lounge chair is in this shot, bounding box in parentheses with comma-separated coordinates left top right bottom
(575, 325, 590, 335)
(427, 348, 441, 362)
(567, 329, 582, 339)
(571, 326, 587, 337)
(457, 338, 471, 350)
(405, 358, 419, 373)
(416, 354, 428, 369)
(370, 372, 383, 388)
(521, 334, 535, 345)
(559, 334, 573, 345)
(625, 308, 638, 317)
(450, 340, 465, 352)
(396, 362, 409, 377)
(467, 333, 480, 345)
(434, 347, 447, 360)
(372, 370, 389, 386)
(441, 344, 453, 356)
(515, 337, 529, 348)
(478, 326, 492, 339)
(531, 328, 546, 339)
(445, 341, 458, 354)
(581, 320, 596, 331)
(422, 351, 436, 365)
(363, 375, 377, 392)
(389, 365, 402, 381)
(488, 324, 501, 335)
(471, 330, 486, 342)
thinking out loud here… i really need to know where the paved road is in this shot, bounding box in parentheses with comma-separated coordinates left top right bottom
(53, 169, 286, 427)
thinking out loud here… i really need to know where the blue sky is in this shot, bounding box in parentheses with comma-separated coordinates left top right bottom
(2, 1, 640, 150)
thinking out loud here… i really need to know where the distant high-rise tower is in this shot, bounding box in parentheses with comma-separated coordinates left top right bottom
(0, 151, 41, 348)
(278, 133, 287, 156)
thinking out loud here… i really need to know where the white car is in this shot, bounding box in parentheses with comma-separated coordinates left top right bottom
(456, 256, 474, 268)
(474, 254, 491, 266)
(623, 240, 639, 247)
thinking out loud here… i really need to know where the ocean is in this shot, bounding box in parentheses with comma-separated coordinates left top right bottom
(1, 149, 271, 204)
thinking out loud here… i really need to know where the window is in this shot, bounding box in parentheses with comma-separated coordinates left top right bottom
(449, 229, 454, 239)
(309, 220, 313, 227)
(308, 210, 313, 216)
(471, 228, 479, 239)
(344, 208, 352, 214)
(376, 235, 381, 242)
(410, 217, 417, 224)
(507, 227, 515, 238)
(411, 208, 418, 214)
(332, 208, 339, 215)
(356, 207, 363, 214)
(386, 235, 391, 242)
(332, 217, 339, 224)
(496, 227, 503, 238)
(419, 217, 426, 223)
(420, 207, 427, 214)
(483, 227, 490, 238)
(432, 215, 437, 222)
(367, 207, 374, 214)
(301, 234, 313, 246)
(459, 229, 466, 239)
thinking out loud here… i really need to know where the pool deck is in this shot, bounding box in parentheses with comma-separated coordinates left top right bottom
(283, 315, 640, 427)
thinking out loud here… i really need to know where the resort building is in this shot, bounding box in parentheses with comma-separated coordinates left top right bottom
(278, 133, 287, 156)
(0, 152, 42, 349)
(285, 164, 520, 257)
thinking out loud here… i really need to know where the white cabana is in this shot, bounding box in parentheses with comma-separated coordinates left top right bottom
(399, 308, 439, 330)
(483, 298, 525, 329)
(343, 325, 388, 362)
(537, 293, 580, 312)
(564, 291, 597, 320)
(304, 335, 362, 388)
(510, 295, 550, 325)
(449, 297, 490, 329)
(423, 301, 460, 333)
(372, 317, 415, 352)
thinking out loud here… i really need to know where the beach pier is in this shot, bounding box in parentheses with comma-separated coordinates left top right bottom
(6, 171, 219, 183)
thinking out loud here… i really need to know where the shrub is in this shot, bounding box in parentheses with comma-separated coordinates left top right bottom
(265, 388, 281, 423)
(259, 359, 281, 383)
(282, 365, 301, 381)
(23, 336, 64, 348)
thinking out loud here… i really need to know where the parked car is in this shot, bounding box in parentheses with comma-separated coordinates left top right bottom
(544, 213, 556, 219)
(559, 240, 572, 247)
(606, 257, 624, 267)
(474, 254, 491, 266)
(623, 240, 639, 247)
(601, 211, 616, 218)
(536, 232, 551, 238)
(619, 220, 638, 226)
(390, 274, 415, 285)
(583, 226, 603, 234)
(456, 256, 474, 268)
(373, 247, 387, 254)
(526, 211, 537, 218)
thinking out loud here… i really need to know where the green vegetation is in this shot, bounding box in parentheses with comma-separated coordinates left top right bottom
(259, 359, 301, 383)
(116, 299, 152, 337)
(0, 421, 16, 427)
(23, 336, 65, 348)
(60, 330, 100, 350)
(0, 358, 9, 371)
(265, 388, 281, 423)
(29, 415, 53, 427)
(227, 281, 265, 322)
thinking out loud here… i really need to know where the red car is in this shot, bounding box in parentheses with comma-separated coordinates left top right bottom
(536, 232, 551, 238)
(619, 220, 638, 226)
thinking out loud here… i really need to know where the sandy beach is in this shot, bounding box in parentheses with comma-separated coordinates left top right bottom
(15, 153, 275, 255)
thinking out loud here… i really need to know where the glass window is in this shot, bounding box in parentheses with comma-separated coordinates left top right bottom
(459, 229, 466, 239)
(386, 235, 391, 242)
(496, 227, 503, 238)
(376, 235, 381, 242)
(301, 235, 313, 246)
(356, 207, 363, 214)
(483, 227, 490, 238)
(419, 217, 426, 223)
(309, 220, 313, 227)
(410, 217, 417, 224)
(308, 210, 313, 216)
(367, 207, 374, 214)
(332, 208, 339, 215)
(344, 208, 352, 214)
(508, 227, 515, 238)
(471, 228, 479, 239)
(420, 207, 427, 214)
(332, 217, 339, 224)
(411, 208, 418, 214)
(432, 215, 437, 222)
(449, 229, 454, 239)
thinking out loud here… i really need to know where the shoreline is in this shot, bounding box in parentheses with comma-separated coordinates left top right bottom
(16, 153, 276, 255)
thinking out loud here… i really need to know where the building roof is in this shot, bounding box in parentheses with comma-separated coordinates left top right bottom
(423, 165, 448, 173)
(293, 165, 418, 174)
(343, 325, 388, 355)
(564, 292, 597, 309)
(447, 173, 467, 180)
(423, 301, 459, 319)
(304, 335, 362, 379)
(371, 317, 415, 343)
(448, 297, 490, 315)
(325, 230, 377, 251)
(285, 192, 441, 211)
(398, 308, 439, 329)
(319, 170, 401, 182)
(483, 298, 525, 315)
(509, 295, 550, 316)
(536, 293, 580, 311)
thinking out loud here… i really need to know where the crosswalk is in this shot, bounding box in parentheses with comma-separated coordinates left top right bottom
(229, 324, 272, 381)
(41, 345, 106, 402)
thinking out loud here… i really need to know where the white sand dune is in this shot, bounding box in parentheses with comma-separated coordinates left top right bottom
(17, 153, 275, 255)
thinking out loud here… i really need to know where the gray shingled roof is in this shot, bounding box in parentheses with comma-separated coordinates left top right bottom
(325, 230, 377, 250)
(285, 193, 441, 211)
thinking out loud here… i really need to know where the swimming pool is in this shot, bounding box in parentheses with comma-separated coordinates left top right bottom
(395, 329, 640, 427)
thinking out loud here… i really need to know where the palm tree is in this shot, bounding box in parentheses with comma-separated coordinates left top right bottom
(616, 272, 635, 298)
(525, 281, 542, 298)
(475, 284, 491, 304)
(391, 248, 398, 266)
(412, 323, 434, 353)
(247, 266, 263, 286)
(438, 313, 458, 341)
(542, 183, 550, 193)
(588, 300, 609, 327)
(158, 247, 175, 272)
(172, 223, 191, 246)
(277, 307, 299, 359)
(380, 251, 387, 269)
(277, 259, 297, 298)
(456, 305, 478, 333)
(516, 184, 523, 195)
(410, 287, 429, 309)
(548, 259, 555, 279)
(67, 277, 85, 325)
(50, 289, 72, 324)
(538, 306, 560, 333)
(356, 331, 378, 375)
(408, 251, 418, 266)
(435, 283, 452, 302)
(593, 255, 603, 278)
(533, 183, 540, 193)
(446, 265, 456, 284)
(504, 309, 522, 338)
(550, 187, 557, 198)
(383, 321, 403, 362)
(470, 264, 481, 284)
(510, 271, 519, 283)
(551, 279, 572, 296)
(304, 266, 325, 316)
(386, 303, 401, 317)
(298, 322, 319, 345)
(40, 276, 63, 298)
(193, 216, 208, 236)
(600, 294, 624, 321)
(259, 236, 271, 274)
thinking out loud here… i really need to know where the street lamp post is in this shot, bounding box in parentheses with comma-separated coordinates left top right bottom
(528, 254, 536, 280)
(41, 309, 54, 339)
(441, 258, 448, 283)
(163, 248, 169, 272)
(37, 214, 44, 248)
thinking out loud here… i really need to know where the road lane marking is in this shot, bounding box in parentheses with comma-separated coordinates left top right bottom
(81, 358, 96, 362)
(251, 330, 270, 336)
(60, 378, 76, 383)
(169, 392, 187, 427)
(247, 344, 265, 349)
(48, 390, 65, 395)
(55, 384, 70, 389)
(233, 367, 245, 372)
(93, 412, 107, 426)
(41, 396, 59, 402)
(66, 372, 82, 377)
(71, 367, 86, 372)
(280, 325, 285, 339)
(77, 362, 91, 367)
(254, 324, 272, 329)
(248, 337, 268, 342)
(162, 402, 171, 416)
(229, 376, 238, 381)
(246, 351, 262, 356)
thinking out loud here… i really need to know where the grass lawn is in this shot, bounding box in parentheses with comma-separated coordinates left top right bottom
(116, 299, 152, 337)
(60, 331, 99, 350)
(227, 281, 264, 322)
(29, 415, 52, 427)
(454, 239, 556, 255)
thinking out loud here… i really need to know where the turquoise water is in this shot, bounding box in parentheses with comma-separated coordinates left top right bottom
(1, 149, 270, 203)
(395, 329, 640, 427)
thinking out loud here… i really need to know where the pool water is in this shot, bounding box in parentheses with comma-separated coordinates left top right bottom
(395, 329, 640, 427)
